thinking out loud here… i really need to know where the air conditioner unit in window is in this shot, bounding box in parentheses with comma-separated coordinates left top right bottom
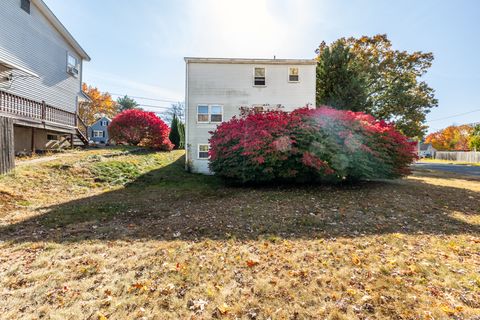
(67, 65, 79, 77)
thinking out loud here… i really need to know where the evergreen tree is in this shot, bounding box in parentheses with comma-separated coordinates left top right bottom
(169, 114, 181, 149)
(117, 95, 139, 112)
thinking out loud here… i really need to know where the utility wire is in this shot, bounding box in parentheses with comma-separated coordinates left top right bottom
(427, 108, 480, 123)
(110, 92, 182, 103)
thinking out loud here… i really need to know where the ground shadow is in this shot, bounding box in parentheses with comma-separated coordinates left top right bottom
(1, 157, 479, 243)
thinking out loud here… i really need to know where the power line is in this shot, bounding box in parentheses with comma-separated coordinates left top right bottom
(110, 92, 182, 103)
(427, 108, 480, 123)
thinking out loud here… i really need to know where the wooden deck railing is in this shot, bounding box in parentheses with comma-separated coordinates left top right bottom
(0, 89, 76, 127)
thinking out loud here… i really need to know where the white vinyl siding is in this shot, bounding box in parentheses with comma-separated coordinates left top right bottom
(0, 0, 83, 112)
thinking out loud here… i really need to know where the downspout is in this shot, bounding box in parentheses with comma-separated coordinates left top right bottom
(184, 60, 189, 171)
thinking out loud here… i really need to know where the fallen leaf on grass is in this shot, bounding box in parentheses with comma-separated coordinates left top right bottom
(351, 255, 361, 265)
(246, 260, 259, 268)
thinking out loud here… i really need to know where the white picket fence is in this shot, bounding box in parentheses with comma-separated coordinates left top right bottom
(435, 151, 480, 163)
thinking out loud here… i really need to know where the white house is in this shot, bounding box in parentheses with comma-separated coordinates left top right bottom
(418, 142, 436, 158)
(0, 0, 90, 172)
(184, 57, 317, 174)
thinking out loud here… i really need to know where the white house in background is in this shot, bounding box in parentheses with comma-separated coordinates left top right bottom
(418, 142, 436, 158)
(184, 57, 317, 174)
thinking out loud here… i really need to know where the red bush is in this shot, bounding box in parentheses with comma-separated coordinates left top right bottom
(108, 109, 174, 150)
(209, 107, 416, 183)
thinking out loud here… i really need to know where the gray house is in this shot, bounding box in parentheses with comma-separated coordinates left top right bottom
(88, 116, 111, 145)
(0, 0, 90, 173)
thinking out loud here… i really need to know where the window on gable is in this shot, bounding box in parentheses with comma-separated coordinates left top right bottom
(21, 0, 30, 14)
(198, 144, 209, 159)
(210, 105, 223, 123)
(66, 53, 79, 77)
(254, 67, 266, 86)
(289, 67, 299, 82)
(197, 105, 209, 122)
(101, 120, 108, 126)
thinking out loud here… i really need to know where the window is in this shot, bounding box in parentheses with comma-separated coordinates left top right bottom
(210, 105, 223, 122)
(197, 105, 209, 122)
(66, 53, 79, 77)
(198, 144, 209, 159)
(101, 120, 108, 126)
(93, 130, 104, 138)
(254, 67, 266, 86)
(197, 105, 223, 123)
(289, 67, 299, 82)
(21, 0, 30, 13)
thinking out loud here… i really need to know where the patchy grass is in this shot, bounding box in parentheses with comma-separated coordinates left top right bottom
(0, 150, 479, 319)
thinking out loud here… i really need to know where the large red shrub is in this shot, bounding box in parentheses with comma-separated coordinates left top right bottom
(209, 107, 416, 183)
(108, 109, 174, 151)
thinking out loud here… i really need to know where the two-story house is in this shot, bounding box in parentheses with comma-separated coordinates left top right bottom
(88, 116, 111, 145)
(0, 0, 90, 173)
(184, 57, 317, 174)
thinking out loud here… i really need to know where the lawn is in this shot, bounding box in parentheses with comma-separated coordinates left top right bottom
(0, 149, 479, 319)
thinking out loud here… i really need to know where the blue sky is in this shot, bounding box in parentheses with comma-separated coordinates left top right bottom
(44, 0, 480, 132)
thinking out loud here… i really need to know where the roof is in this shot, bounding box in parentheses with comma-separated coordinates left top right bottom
(0, 58, 39, 77)
(33, 0, 90, 61)
(420, 143, 435, 151)
(184, 57, 317, 65)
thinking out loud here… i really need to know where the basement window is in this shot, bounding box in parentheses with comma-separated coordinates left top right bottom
(198, 144, 209, 159)
(289, 67, 299, 82)
(254, 67, 266, 86)
(21, 0, 30, 14)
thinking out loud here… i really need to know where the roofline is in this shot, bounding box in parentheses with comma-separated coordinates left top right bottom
(184, 57, 317, 65)
(33, 0, 91, 61)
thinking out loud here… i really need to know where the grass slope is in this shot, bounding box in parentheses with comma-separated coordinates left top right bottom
(0, 149, 479, 319)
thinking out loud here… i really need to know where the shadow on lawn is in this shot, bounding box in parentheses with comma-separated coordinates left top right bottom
(1, 156, 479, 243)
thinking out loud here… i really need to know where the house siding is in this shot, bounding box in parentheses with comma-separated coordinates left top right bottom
(0, 0, 83, 112)
(88, 117, 110, 144)
(185, 60, 316, 174)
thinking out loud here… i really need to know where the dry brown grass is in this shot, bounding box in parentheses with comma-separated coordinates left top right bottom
(0, 150, 479, 319)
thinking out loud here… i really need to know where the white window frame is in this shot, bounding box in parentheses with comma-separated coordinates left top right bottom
(288, 67, 300, 83)
(197, 105, 223, 124)
(93, 130, 104, 138)
(253, 67, 266, 87)
(101, 120, 108, 126)
(66, 52, 79, 77)
(198, 144, 210, 159)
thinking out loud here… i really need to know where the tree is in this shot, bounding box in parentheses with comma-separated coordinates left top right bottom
(169, 114, 181, 149)
(117, 95, 139, 112)
(469, 124, 480, 151)
(316, 34, 438, 138)
(108, 109, 173, 150)
(162, 102, 185, 124)
(425, 125, 473, 151)
(80, 83, 117, 125)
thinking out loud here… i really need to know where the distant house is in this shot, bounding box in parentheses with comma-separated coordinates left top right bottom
(419, 143, 436, 158)
(88, 116, 111, 145)
(184, 57, 317, 174)
(0, 0, 90, 173)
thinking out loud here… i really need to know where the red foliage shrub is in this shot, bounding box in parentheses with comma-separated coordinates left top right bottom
(209, 106, 416, 183)
(108, 109, 174, 151)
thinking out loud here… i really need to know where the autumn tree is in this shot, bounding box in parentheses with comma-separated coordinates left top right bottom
(316, 34, 438, 138)
(469, 124, 480, 151)
(80, 83, 117, 125)
(117, 95, 139, 112)
(425, 125, 473, 151)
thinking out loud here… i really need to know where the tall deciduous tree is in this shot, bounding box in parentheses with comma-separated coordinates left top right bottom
(425, 125, 473, 151)
(80, 83, 117, 125)
(117, 95, 139, 112)
(316, 34, 438, 138)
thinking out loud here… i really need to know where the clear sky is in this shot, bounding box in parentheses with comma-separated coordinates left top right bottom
(44, 0, 480, 132)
